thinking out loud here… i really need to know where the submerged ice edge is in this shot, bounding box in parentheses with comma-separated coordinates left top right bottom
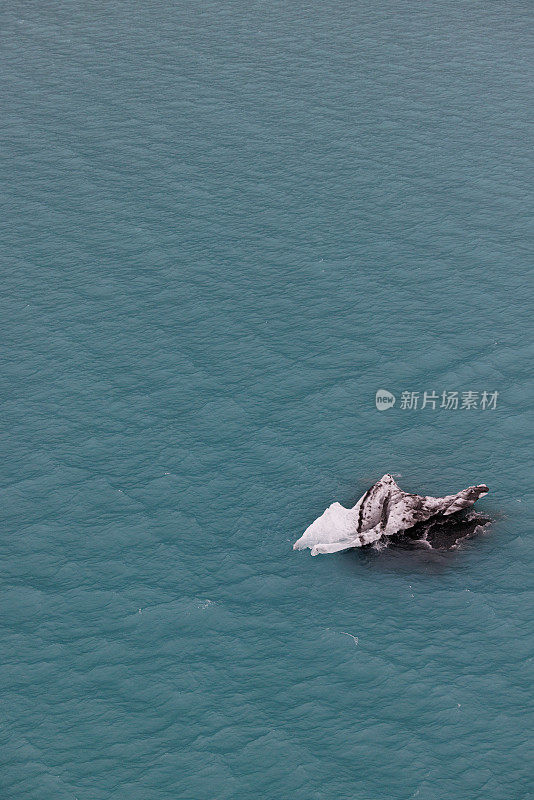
(294, 474, 489, 556)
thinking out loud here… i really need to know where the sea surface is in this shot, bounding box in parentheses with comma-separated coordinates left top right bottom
(1, 1, 533, 798)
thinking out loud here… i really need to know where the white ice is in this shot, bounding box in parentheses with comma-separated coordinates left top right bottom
(293, 474, 489, 556)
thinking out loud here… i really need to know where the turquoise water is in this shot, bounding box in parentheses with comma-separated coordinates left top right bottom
(1, 1, 533, 798)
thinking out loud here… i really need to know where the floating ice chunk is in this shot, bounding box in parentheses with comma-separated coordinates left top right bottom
(294, 474, 489, 555)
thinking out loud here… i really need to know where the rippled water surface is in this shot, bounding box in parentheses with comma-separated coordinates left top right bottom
(1, 1, 533, 798)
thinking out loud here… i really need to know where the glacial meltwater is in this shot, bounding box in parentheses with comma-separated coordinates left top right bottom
(1, 1, 532, 798)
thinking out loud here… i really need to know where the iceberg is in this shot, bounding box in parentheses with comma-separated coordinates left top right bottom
(293, 474, 489, 555)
